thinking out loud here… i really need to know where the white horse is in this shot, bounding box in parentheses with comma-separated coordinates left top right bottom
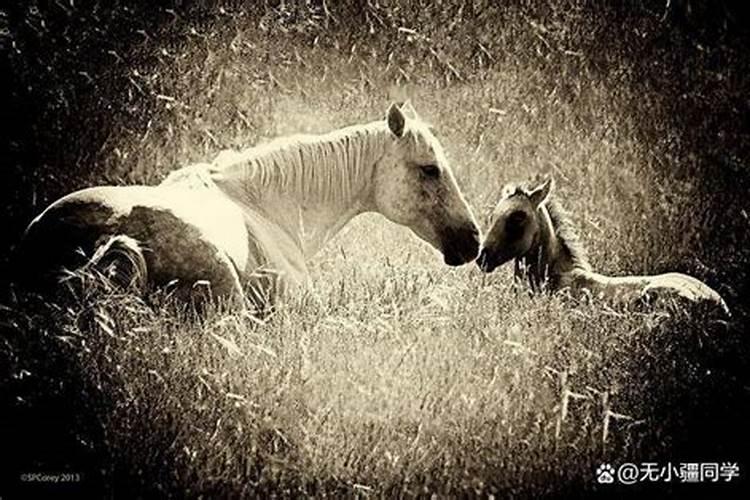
(477, 177, 730, 315)
(17, 103, 480, 311)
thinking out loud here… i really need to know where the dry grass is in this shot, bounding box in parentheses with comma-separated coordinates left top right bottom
(2, 2, 749, 498)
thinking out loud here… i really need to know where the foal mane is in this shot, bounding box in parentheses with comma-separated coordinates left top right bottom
(543, 198, 591, 271)
(211, 122, 391, 204)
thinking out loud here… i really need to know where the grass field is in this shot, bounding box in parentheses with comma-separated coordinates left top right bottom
(2, 2, 749, 498)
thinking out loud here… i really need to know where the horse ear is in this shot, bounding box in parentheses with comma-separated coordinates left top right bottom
(400, 100, 419, 120)
(528, 177, 553, 207)
(386, 103, 406, 138)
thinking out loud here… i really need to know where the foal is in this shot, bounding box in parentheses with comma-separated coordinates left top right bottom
(477, 178, 730, 315)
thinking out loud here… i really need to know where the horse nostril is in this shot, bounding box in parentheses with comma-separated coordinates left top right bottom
(441, 224, 482, 265)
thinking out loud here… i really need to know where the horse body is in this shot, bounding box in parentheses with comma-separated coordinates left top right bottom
(478, 178, 730, 315)
(20, 185, 253, 304)
(17, 103, 480, 310)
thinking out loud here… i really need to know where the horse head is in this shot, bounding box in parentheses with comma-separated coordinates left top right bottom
(372, 102, 480, 266)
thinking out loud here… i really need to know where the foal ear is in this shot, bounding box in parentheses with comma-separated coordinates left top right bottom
(400, 100, 419, 120)
(501, 183, 517, 199)
(528, 177, 553, 207)
(386, 103, 406, 138)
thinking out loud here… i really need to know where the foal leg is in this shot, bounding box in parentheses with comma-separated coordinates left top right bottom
(641, 273, 730, 316)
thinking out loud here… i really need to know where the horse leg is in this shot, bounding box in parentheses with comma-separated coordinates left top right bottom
(243, 266, 286, 318)
(186, 251, 245, 312)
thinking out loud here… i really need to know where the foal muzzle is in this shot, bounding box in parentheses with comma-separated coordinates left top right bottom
(476, 247, 513, 273)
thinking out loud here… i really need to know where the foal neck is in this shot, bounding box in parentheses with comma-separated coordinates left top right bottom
(517, 203, 575, 291)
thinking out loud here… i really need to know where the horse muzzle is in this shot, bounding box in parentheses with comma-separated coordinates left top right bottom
(441, 225, 480, 266)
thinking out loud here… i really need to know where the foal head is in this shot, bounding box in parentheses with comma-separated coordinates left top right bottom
(373, 102, 480, 266)
(477, 178, 553, 273)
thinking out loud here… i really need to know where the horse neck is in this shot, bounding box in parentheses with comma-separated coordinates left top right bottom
(518, 204, 574, 291)
(212, 122, 389, 258)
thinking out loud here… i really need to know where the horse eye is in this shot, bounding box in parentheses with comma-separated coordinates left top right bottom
(420, 164, 440, 178)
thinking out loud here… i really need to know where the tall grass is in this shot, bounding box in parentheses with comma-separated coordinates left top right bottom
(2, 1, 749, 498)
(2, 261, 743, 497)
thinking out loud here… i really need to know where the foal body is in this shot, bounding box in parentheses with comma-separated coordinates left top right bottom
(478, 179, 729, 315)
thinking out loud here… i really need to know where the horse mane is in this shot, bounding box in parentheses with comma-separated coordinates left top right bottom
(543, 197, 591, 271)
(210, 121, 394, 204)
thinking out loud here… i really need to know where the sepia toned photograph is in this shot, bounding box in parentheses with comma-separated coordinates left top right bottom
(1, 1, 748, 498)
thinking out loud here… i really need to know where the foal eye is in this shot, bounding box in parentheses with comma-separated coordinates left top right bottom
(419, 164, 440, 178)
(507, 211, 527, 225)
